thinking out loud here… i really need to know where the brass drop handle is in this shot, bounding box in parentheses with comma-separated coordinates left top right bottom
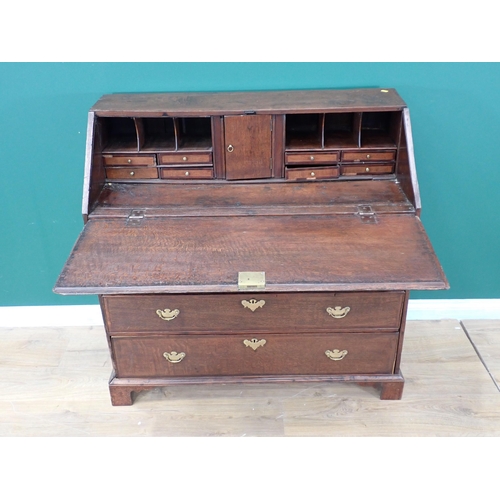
(163, 351, 186, 363)
(325, 349, 348, 361)
(156, 308, 180, 321)
(241, 299, 265, 312)
(326, 306, 351, 319)
(244, 338, 266, 351)
(227, 144, 234, 153)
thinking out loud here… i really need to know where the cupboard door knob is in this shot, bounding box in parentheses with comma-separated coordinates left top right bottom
(156, 308, 180, 321)
(163, 351, 186, 363)
(326, 306, 351, 319)
(227, 145, 234, 153)
(325, 349, 348, 361)
(243, 338, 267, 351)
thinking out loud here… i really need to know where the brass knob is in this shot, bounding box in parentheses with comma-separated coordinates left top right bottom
(310, 156, 315, 160)
(156, 309, 180, 321)
(326, 306, 351, 319)
(182, 156, 188, 161)
(365, 167, 370, 172)
(243, 338, 266, 351)
(227, 145, 234, 153)
(185, 171, 190, 176)
(310, 172, 315, 177)
(129, 171, 135, 176)
(163, 351, 186, 363)
(127, 159, 132, 163)
(241, 299, 265, 312)
(366, 154, 371, 159)
(325, 349, 348, 361)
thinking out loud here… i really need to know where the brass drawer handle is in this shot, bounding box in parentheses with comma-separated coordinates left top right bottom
(156, 308, 180, 321)
(326, 306, 351, 319)
(325, 349, 348, 361)
(241, 299, 265, 312)
(243, 338, 266, 351)
(163, 351, 186, 363)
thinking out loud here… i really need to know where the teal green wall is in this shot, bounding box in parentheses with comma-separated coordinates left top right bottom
(1, 63, 499, 306)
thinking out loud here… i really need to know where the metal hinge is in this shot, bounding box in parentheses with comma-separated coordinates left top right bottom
(126, 209, 145, 226)
(357, 205, 378, 224)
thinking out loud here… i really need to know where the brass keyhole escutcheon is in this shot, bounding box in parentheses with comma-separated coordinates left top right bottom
(156, 308, 180, 321)
(243, 338, 266, 351)
(163, 351, 186, 363)
(326, 306, 351, 319)
(241, 299, 265, 312)
(325, 349, 348, 361)
(227, 144, 234, 152)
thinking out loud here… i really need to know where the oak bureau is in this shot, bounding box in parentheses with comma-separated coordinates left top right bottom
(54, 89, 448, 405)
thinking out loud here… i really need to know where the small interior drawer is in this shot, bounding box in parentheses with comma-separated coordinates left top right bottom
(342, 164, 394, 176)
(342, 151, 396, 162)
(103, 154, 156, 166)
(160, 167, 213, 179)
(286, 166, 339, 181)
(105, 167, 158, 179)
(111, 332, 399, 378)
(285, 152, 339, 164)
(158, 152, 213, 165)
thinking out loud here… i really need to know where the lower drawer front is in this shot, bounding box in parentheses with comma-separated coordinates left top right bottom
(112, 332, 399, 377)
(102, 292, 405, 335)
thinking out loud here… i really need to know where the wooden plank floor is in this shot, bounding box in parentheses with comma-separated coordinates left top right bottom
(1, 320, 499, 436)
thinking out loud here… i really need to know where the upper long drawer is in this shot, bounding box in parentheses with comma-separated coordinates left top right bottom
(101, 291, 405, 335)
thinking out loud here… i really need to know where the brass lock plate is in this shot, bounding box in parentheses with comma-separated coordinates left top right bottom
(238, 272, 266, 290)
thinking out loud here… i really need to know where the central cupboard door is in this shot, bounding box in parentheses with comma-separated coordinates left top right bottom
(224, 115, 273, 180)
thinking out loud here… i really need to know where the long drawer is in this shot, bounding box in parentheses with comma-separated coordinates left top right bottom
(101, 291, 405, 335)
(111, 332, 399, 378)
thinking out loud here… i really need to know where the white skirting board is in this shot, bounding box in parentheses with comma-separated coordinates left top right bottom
(0, 300, 499, 328)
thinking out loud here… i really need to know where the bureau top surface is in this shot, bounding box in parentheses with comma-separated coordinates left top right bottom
(54, 213, 448, 295)
(90, 88, 407, 116)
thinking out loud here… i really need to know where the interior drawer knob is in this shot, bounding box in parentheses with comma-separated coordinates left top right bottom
(310, 156, 315, 160)
(156, 308, 180, 321)
(127, 159, 132, 163)
(182, 156, 188, 161)
(163, 351, 186, 363)
(325, 349, 348, 361)
(241, 299, 266, 312)
(326, 306, 351, 319)
(243, 338, 267, 351)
